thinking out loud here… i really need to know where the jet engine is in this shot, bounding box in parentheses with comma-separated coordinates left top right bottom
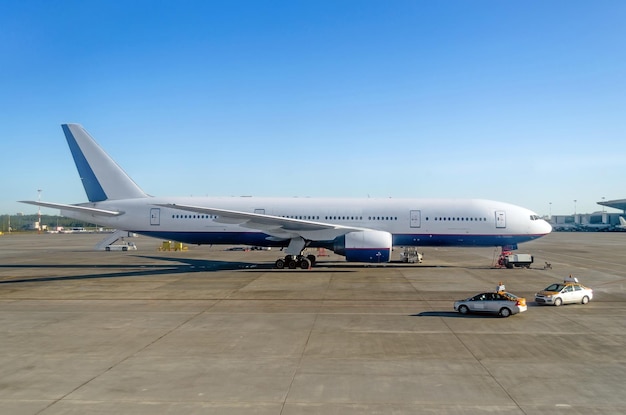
(333, 230, 392, 263)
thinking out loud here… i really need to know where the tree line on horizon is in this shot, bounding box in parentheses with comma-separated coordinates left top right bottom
(0, 214, 98, 232)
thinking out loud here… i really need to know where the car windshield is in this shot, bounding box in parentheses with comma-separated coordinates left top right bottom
(544, 284, 565, 292)
(469, 292, 516, 301)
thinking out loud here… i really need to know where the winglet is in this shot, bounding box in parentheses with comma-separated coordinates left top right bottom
(62, 124, 148, 202)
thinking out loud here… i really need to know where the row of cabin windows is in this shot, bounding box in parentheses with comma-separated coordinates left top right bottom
(284, 215, 398, 221)
(170, 214, 395, 221)
(171, 214, 486, 222)
(171, 214, 218, 219)
(428, 217, 487, 221)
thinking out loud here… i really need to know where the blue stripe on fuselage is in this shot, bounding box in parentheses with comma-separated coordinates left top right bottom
(132, 231, 543, 248)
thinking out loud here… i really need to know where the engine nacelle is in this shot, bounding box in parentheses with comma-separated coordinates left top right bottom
(333, 230, 392, 263)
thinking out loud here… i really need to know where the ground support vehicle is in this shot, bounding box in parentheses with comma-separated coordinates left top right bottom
(496, 252, 533, 268)
(400, 247, 423, 263)
(104, 242, 137, 251)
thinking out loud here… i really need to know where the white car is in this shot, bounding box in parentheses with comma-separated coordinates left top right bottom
(104, 242, 137, 251)
(454, 291, 527, 318)
(535, 279, 593, 306)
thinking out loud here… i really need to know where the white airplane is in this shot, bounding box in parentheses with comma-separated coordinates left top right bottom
(21, 124, 552, 269)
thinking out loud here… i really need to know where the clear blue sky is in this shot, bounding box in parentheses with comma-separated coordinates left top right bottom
(2, 0, 625, 216)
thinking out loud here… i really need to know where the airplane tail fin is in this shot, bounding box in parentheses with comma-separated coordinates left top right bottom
(62, 124, 148, 202)
(620, 216, 626, 226)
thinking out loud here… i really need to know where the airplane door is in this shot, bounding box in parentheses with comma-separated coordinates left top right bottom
(410, 210, 421, 228)
(495, 211, 506, 228)
(150, 208, 160, 226)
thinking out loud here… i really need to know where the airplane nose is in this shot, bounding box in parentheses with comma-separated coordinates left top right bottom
(540, 220, 552, 235)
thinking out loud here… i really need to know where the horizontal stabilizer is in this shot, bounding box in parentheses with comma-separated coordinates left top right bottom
(19, 201, 123, 217)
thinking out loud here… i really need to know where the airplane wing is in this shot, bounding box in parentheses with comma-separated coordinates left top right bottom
(19, 201, 123, 217)
(155, 203, 364, 241)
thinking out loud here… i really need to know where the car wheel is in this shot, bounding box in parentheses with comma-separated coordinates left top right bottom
(554, 297, 563, 307)
(458, 305, 469, 315)
(499, 307, 511, 318)
(581, 296, 589, 305)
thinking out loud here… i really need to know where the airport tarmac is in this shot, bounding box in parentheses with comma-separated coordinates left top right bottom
(1, 232, 625, 415)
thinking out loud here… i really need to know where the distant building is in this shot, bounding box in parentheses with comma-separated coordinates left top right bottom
(598, 198, 626, 213)
(550, 211, 624, 231)
(28, 222, 48, 231)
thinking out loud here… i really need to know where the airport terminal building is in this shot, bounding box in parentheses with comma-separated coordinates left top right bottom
(550, 198, 626, 231)
(598, 198, 626, 213)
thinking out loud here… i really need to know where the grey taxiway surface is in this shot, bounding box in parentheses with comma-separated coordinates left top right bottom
(1, 232, 625, 415)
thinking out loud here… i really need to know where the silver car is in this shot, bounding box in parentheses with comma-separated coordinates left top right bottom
(454, 292, 528, 318)
(535, 281, 593, 306)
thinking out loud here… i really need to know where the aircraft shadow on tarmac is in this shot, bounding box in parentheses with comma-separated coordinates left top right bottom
(0, 257, 267, 285)
(0, 255, 360, 284)
(0, 255, 508, 285)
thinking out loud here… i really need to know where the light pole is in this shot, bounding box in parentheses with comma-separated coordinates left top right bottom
(549, 202, 552, 219)
(601, 196, 605, 213)
(574, 199, 577, 215)
(37, 189, 42, 233)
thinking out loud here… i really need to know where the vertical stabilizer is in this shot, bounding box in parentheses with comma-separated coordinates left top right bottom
(62, 124, 148, 202)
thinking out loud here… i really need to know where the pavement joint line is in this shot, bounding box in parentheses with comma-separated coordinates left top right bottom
(33, 301, 218, 415)
(439, 316, 528, 415)
(278, 270, 332, 414)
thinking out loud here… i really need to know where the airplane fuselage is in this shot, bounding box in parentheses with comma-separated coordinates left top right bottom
(62, 196, 550, 248)
(22, 124, 551, 266)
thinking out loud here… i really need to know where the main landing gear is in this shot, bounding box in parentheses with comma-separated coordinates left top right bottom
(275, 254, 316, 270)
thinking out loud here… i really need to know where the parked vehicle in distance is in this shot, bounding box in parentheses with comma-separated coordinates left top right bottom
(454, 291, 527, 317)
(496, 252, 533, 268)
(104, 242, 137, 251)
(400, 247, 423, 263)
(504, 253, 533, 268)
(535, 276, 593, 306)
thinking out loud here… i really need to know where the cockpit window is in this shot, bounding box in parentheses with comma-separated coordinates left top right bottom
(529, 215, 541, 220)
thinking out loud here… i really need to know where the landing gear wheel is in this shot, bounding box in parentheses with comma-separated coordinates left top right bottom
(299, 259, 310, 269)
(288, 259, 297, 269)
(306, 254, 316, 266)
(275, 259, 285, 269)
